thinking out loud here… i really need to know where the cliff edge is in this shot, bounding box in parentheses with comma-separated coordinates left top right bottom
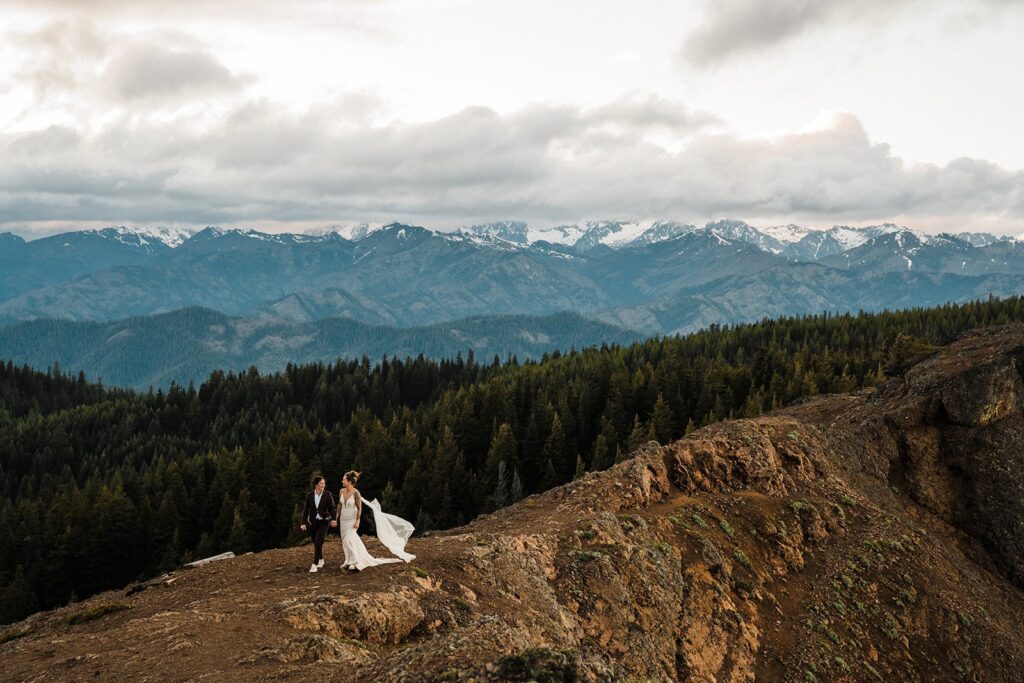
(5, 325, 1024, 681)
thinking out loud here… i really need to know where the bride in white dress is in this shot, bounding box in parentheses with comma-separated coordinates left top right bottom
(337, 470, 416, 571)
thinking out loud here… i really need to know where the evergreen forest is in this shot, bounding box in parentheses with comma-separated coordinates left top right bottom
(2, 296, 1023, 623)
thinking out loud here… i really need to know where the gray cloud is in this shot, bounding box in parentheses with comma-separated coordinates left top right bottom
(10, 19, 108, 99)
(0, 102, 1020, 231)
(679, 0, 1019, 66)
(6, 19, 250, 106)
(105, 45, 250, 100)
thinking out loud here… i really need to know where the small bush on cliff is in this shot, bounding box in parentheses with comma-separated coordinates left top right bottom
(718, 518, 735, 538)
(0, 627, 33, 644)
(65, 602, 130, 625)
(494, 647, 579, 682)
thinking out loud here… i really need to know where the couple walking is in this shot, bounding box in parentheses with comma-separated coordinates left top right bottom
(299, 470, 415, 573)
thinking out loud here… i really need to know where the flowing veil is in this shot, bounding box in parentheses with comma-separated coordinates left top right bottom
(363, 498, 416, 562)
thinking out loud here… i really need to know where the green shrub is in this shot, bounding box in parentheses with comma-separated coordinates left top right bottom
(718, 518, 735, 538)
(0, 627, 33, 644)
(65, 602, 130, 625)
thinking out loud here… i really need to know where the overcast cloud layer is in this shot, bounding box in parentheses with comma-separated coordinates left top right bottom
(1, 1, 1022, 236)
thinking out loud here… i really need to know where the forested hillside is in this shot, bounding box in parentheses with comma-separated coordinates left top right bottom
(2, 296, 1023, 624)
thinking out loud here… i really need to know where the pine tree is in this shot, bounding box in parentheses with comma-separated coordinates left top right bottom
(627, 414, 647, 453)
(510, 468, 524, 503)
(0, 564, 37, 624)
(650, 393, 675, 444)
(540, 459, 559, 490)
(591, 434, 612, 472)
(492, 460, 511, 509)
(540, 413, 567, 482)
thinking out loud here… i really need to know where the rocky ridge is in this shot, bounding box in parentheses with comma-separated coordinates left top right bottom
(4, 325, 1024, 681)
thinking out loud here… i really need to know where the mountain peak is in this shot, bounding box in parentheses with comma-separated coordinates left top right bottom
(311, 223, 387, 241)
(463, 221, 530, 244)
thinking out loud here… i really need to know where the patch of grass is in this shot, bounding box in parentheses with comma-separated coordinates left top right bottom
(839, 494, 857, 507)
(0, 627, 33, 644)
(834, 656, 850, 674)
(581, 635, 596, 647)
(839, 574, 854, 589)
(576, 529, 597, 541)
(776, 519, 788, 539)
(690, 513, 709, 530)
(956, 610, 973, 628)
(494, 647, 578, 682)
(413, 566, 429, 579)
(453, 597, 471, 610)
(65, 602, 130, 625)
(338, 638, 370, 650)
(733, 578, 754, 594)
(832, 600, 847, 617)
(898, 588, 917, 606)
(667, 515, 682, 526)
(618, 515, 636, 532)
(652, 542, 672, 555)
(718, 518, 735, 538)
(829, 502, 846, 522)
(733, 549, 751, 568)
(575, 551, 601, 563)
(881, 612, 902, 641)
(804, 670, 818, 683)
(862, 660, 883, 680)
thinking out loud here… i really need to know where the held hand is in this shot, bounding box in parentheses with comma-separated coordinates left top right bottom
(300, 524, 307, 531)
(353, 522, 358, 530)
(330, 520, 337, 528)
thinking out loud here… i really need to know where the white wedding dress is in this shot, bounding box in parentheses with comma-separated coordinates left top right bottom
(339, 491, 416, 570)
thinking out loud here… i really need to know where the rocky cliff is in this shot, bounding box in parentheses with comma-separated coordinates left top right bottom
(5, 325, 1024, 682)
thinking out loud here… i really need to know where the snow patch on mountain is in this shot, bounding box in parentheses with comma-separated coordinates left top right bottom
(98, 226, 194, 249)
(309, 223, 386, 241)
(760, 224, 814, 244)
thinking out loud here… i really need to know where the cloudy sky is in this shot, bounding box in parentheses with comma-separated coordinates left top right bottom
(1, 0, 1022, 237)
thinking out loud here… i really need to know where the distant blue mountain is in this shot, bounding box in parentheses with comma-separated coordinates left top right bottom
(0, 222, 1021, 338)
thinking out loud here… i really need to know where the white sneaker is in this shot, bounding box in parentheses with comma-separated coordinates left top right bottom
(309, 564, 318, 573)
(317, 559, 325, 568)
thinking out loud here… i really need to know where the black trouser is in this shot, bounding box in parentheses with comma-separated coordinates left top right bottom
(309, 518, 329, 563)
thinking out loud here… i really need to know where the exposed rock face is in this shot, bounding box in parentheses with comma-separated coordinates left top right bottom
(5, 326, 1024, 681)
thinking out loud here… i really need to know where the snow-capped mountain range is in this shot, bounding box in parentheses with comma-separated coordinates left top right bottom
(29, 219, 1010, 255)
(3, 218, 1024, 338)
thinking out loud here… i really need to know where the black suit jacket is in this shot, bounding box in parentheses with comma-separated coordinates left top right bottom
(301, 490, 337, 527)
